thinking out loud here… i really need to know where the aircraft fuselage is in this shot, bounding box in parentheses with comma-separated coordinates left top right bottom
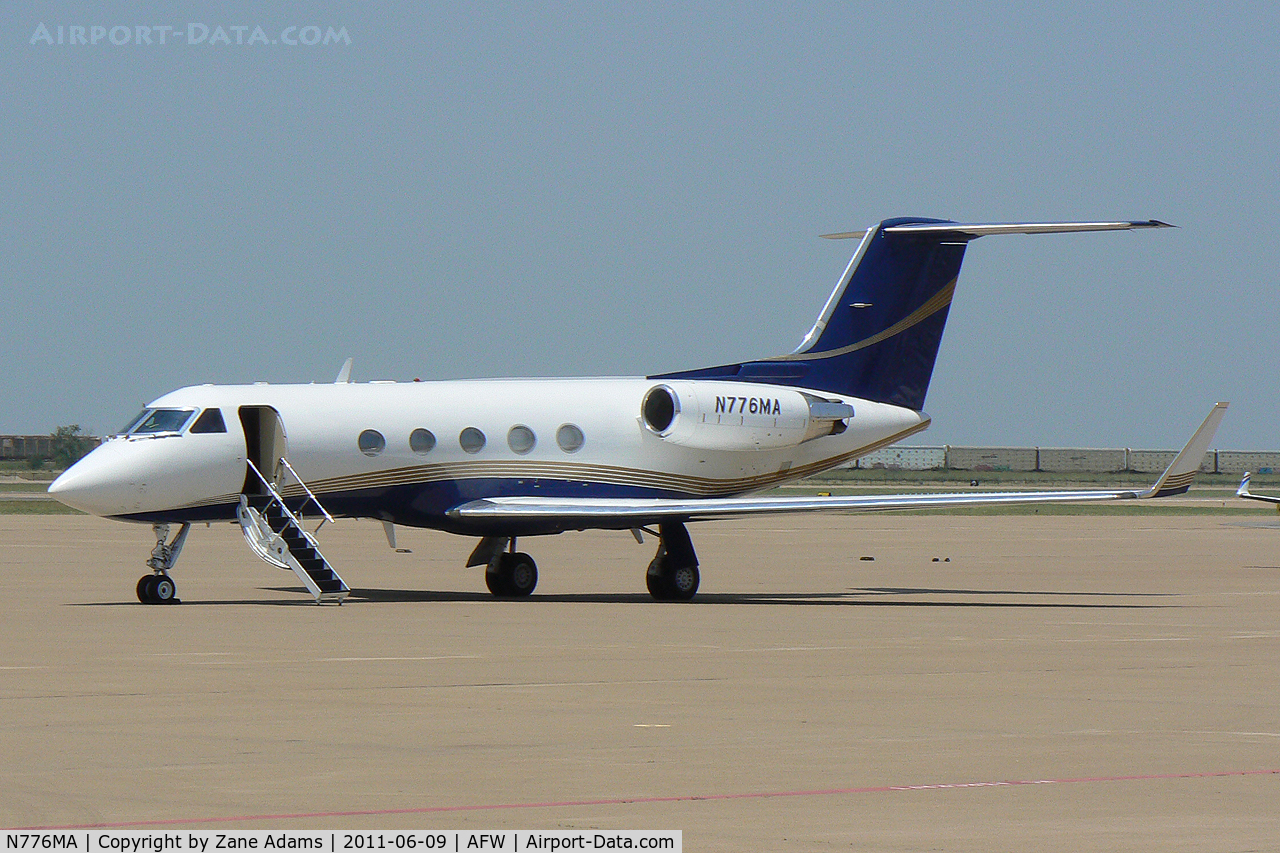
(51, 377, 929, 536)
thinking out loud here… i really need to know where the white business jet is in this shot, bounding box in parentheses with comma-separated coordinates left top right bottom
(49, 217, 1227, 604)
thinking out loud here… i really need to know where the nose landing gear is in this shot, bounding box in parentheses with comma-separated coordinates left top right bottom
(137, 522, 190, 604)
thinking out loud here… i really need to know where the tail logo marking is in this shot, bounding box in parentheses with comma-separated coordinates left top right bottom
(780, 278, 957, 362)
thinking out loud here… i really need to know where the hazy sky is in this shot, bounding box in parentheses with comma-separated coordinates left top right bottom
(3, 4, 1277, 449)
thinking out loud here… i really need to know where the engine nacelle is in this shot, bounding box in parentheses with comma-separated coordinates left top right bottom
(640, 381, 853, 451)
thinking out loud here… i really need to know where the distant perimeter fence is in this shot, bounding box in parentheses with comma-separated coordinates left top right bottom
(854, 446, 1278, 476)
(1, 435, 101, 462)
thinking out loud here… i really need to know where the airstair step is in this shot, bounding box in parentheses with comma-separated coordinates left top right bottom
(237, 462, 347, 604)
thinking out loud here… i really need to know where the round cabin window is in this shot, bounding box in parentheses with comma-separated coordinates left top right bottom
(410, 428, 437, 454)
(358, 429, 386, 457)
(507, 425, 536, 455)
(556, 423, 585, 453)
(459, 427, 486, 454)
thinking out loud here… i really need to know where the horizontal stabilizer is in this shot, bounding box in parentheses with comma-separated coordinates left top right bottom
(821, 220, 1174, 241)
(663, 216, 1171, 411)
(450, 403, 1228, 526)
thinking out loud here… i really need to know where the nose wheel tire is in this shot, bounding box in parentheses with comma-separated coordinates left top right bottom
(137, 574, 178, 604)
(485, 552, 538, 597)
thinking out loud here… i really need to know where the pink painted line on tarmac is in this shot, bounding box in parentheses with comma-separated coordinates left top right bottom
(12, 768, 1280, 830)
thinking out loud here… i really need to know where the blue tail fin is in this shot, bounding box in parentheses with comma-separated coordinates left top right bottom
(655, 217, 1171, 411)
(657, 217, 969, 410)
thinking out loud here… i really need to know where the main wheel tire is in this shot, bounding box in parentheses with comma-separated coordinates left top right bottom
(507, 552, 538, 596)
(667, 563, 699, 601)
(485, 560, 512, 597)
(486, 552, 538, 597)
(646, 555, 699, 602)
(646, 556, 670, 600)
(137, 575, 155, 603)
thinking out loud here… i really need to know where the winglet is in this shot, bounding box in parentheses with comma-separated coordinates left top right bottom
(1238, 472, 1252, 499)
(1237, 471, 1280, 505)
(335, 357, 353, 384)
(1141, 403, 1229, 498)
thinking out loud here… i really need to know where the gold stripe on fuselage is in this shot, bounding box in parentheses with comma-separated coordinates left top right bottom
(171, 424, 931, 514)
(273, 421, 931, 503)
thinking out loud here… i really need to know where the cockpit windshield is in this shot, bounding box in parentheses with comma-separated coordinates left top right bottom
(118, 408, 196, 436)
(116, 410, 150, 436)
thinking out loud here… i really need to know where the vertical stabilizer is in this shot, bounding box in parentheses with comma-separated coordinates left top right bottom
(656, 217, 967, 409)
(655, 218, 1170, 410)
(786, 218, 967, 409)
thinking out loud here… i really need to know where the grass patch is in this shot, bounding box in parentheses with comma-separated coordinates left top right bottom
(806, 468, 1279, 488)
(0, 482, 57, 493)
(0, 500, 84, 515)
(776, 485, 1245, 498)
(0, 461, 57, 479)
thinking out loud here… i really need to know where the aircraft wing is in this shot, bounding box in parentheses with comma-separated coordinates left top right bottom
(1237, 472, 1280, 505)
(449, 403, 1228, 526)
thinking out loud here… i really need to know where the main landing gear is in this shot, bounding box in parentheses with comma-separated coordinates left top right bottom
(467, 521, 701, 601)
(137, 522, 190, 604)
(645, 521, 700, 602)
(469, 536, 539, 597)
(487, 551, 538, 597)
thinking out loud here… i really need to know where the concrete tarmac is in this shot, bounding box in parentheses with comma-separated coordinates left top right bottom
(2, 513, 1278, 850)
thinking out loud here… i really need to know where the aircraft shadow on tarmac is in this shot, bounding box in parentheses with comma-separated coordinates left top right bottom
(74, 585, 1178, 608)
(339, 585, 1176, 609)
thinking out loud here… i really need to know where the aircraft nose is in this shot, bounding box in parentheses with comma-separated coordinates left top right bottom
(48, 451, 129, 516)
(48, 461, 95, 513)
